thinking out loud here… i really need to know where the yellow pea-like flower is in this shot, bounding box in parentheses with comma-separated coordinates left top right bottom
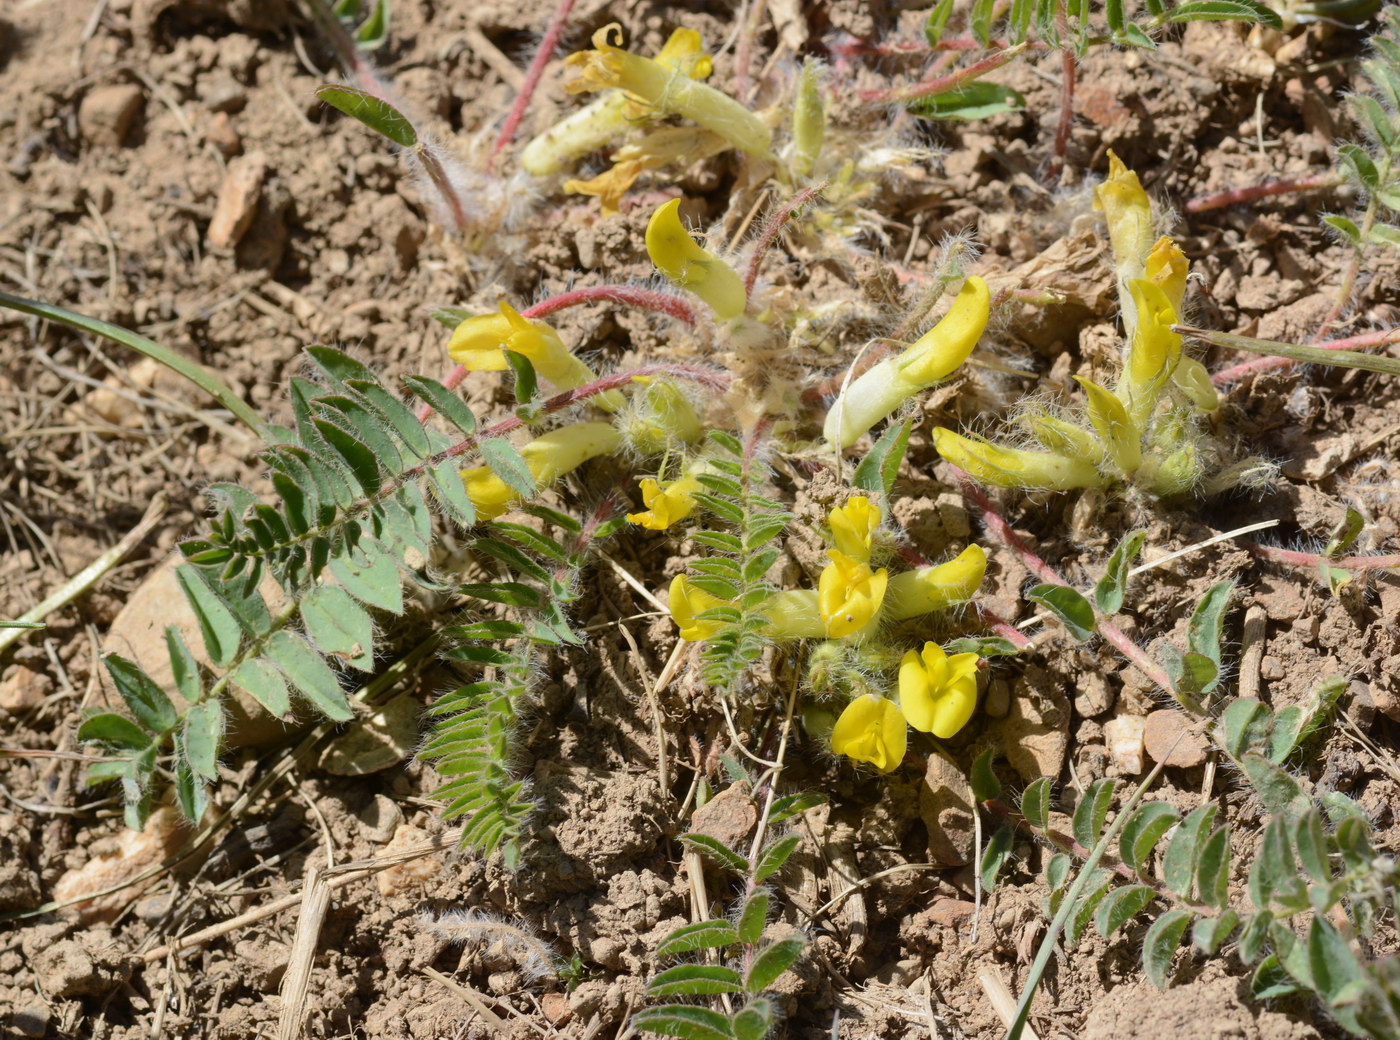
(460, 422, 621, 522)
(668, 573, 731, 641)
(830, 694, 907, 773)
(645, 198, 746, 320)
(1119, 279, 1183, 428)
(824, 276, 990, 449)
(1076, 376, 1142, 476)
(1094, 150, 1154, 283)
(1145, 236, 1188, 314)
(522, 27, 713, 177)
(932, 428, 1104, 491)
(626, 475, 703, 530)
(898, 642, 980, 739)
(448, 302, 608, 402)
(883, 544, 986, 620)
(1172, 356, 1218, 413)
(818, 550, 888, 639)
(761, 589, 826, 640)
(564, 25, 771, 159)
(1023, 411, 1105, 465)
(828, 496, 881, 563)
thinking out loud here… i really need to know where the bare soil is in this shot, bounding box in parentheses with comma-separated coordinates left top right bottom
(2, 1, 1398, 1039)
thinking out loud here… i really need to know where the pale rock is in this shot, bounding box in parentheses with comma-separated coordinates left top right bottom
(1143, 710, 1208, 768)
(690, 783, 757, 850)
(1104, 715, 1146, 774)
(919, 749, 975, 866)
(994, 665, 1070, 782)
(0, 664, 50, 713)
(79, 84, 145, 147)
(52, 807, 184, 922)
(207, 150, 266, 250)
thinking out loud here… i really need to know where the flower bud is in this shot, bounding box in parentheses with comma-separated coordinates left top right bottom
(883, 544, 986, 620)
(932, 428, 1103, 491)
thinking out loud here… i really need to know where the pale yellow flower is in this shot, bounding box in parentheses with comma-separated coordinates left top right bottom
(828, 496, 881, 562)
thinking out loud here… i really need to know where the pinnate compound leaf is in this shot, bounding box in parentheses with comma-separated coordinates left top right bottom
(175, 565, 243, 668)
(182, 699, 222, 780)
(681, 833, 749, 875)
(265, 630, 353, 721)
(631, 1006, 735, 1040)
(745, 937, 806, 992)
(1073, 778, 1116, 848)
(1026, 584, 1096, 641)
(646, 964, 743, 997)
(79, 712, 154, 750)
(732, 999, 773, 1040)
(315, 85, 416, 147)
(1163, 803, 1218, 897)
(1020, 777, 1053, 830)
(737, 891, 769, 944)
(104, 654, 178, 733)
(1119, 802, 1180, 873)
(302, 585, 375, 672)
(1095, 529, 1146, 615)
(656, 920, 740, 957)
(1095, 884, 1157, 938)
(428, 457, 478, 527)
(1143, 909, 1192, 987)
(231, 657, 291, 717)
(753, 835, 801, 883)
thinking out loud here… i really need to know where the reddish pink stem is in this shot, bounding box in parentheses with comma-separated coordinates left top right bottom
(1046, 38, 1075, 183)
(1186, 172, 1342, 215)
(951, 468, 1176, 691)
(1212, 327, 1400, 386)
(1245, 542, 1400, 573)
(489, 0, 577, 169)
(743, 185, 823, 299)
(418, 286, 697, 423)
(974, 605, 1035, 650)
(829, 34, 1044, 58)
(857, 44, 1024, 104)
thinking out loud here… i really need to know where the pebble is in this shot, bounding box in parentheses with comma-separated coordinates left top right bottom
(78, 84, 145, 147)
(207, 150, 266, 250)
(1104, 715, 1146, 774)
(206, 111, 242, 158)
(1142, 710, 1208, 768)
(0, 665, 50, 714)
(356, 793, 403, 844)
(690, 784, 758, 850)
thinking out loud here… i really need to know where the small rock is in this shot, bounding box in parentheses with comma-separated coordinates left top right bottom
(206, 111, 242, 158)
(319, 693, 418, 776)
(690, 784, 757, 850)
(79, 84, 145, 147)
(919, 750, 975, 866)
(994, 665, 1070, 782)
(540, 992, 572, 1027)
(376, 825, 444, 897)
(356, 794, 403, 844)
(925, 897, 976, 927)
(233, 177, 289, 271)
(1073, 667, 1115, 718)
(207, 150, 266, 250)
(983, 678, 1011, 718)
(10, 1004, 50, 1038)
(52, 807, 185, 922)
(134, 892, 175, 923)
(1142, 710, 1208, 768)
(231, 937, 289, 990)
(199, 74, 247, 113)
(1104, 715, 1146, 774)
(934, 492, 970, 539)
(0, 665, 50, 714)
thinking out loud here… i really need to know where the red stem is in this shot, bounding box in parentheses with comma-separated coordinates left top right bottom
(734, 0, 767, 103)
(1046, 39, 1075, 183)
(829, 35, 1045, 58)
(1185, 172, 1342, 215)
(1212, 327, 1400, 386)
(489, 0, 578, 169)
(951, 468, 1176, 691)
(743, 185, 823, 299)
(857, 44, 1025, 105)
(1244, 542, 1400, 573)
(418, 286, 697, 423)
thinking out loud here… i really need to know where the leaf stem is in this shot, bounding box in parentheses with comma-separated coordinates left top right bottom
(857, 43, 1028, 105)
(1177, 325, 1400, 381)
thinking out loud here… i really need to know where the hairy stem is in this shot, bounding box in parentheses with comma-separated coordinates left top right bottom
(1244, 542, 1400, 573)
(743, 185, 823, 299)
(1185, 172, 1343, 214)
(1210, 326, 1400, 384)
(857, 43, 1028, 105)
(489, 0, 577, 168)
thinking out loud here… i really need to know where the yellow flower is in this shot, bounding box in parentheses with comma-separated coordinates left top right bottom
(461, 422, 621, 521)
(448, 302, 608, 402)
(627, 475, 703, 530)
(823, 276, 990, 448)
(521, 27, 713, 177)
(830, 694, 907, 772)
(1076, 375, 1142, 476)
(668, 574, 730, 641)
(565, 128, 728, 214)
(1093, 150, 1154, 283)
(883, 544, 987, 620)
(932, 428, 1104, 491)
(645, 198, 745, 320)
(1022, 411, 1105, 464)
(1119, 279, 1183, 429)
(1144, 236, 1188, 314)
(828, 496, 881, 562)
(565, 25, 771, 158)
(818, 550, 888, 639)
(898, 643, 980, 739)
(761, 589, 826, 640)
